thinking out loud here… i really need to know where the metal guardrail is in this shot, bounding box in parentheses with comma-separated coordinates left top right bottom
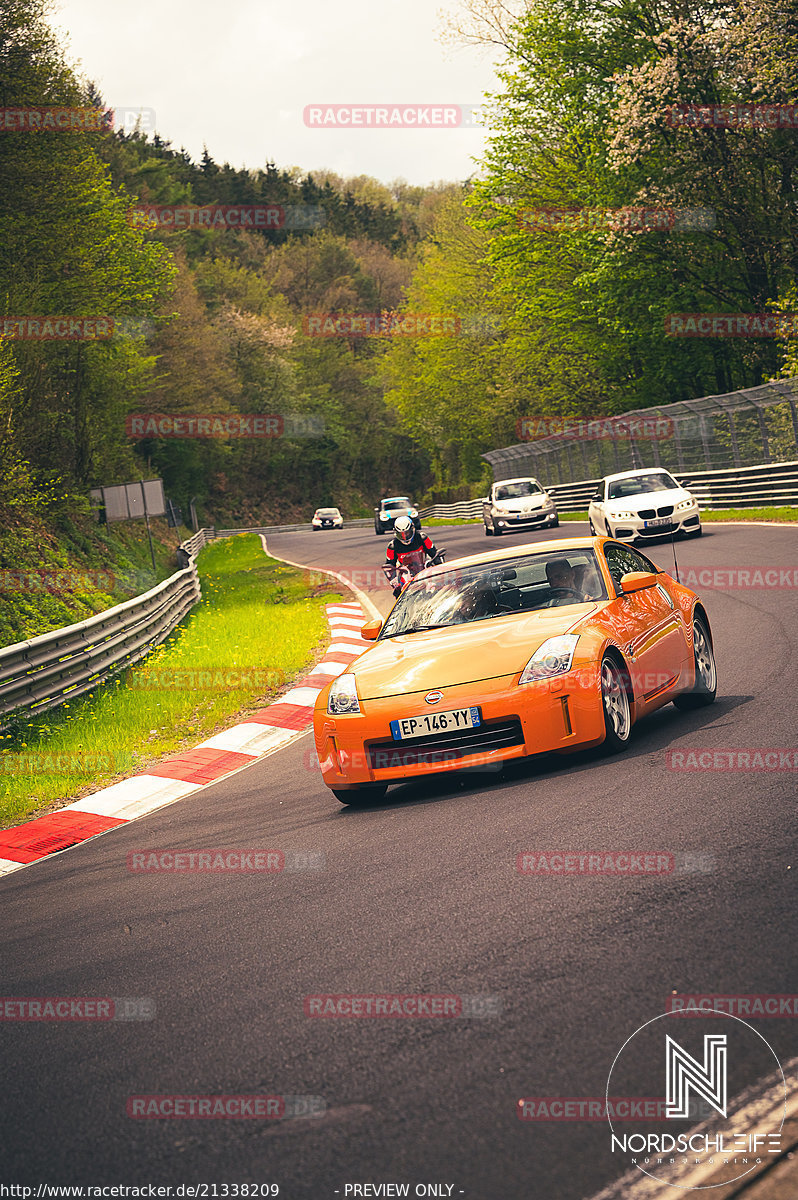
(0, 532, 207, 725)
(419, 500, 484, 521)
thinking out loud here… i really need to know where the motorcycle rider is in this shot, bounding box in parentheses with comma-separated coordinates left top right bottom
(385, 516, 440, 598)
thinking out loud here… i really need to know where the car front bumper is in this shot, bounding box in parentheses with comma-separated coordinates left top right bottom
(314, 667, 605, 790)
(609, 510, 701, 542)
(490, 509, 558, 530)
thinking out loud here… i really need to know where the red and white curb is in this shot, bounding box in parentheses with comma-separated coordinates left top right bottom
(0, 602, 368, 879)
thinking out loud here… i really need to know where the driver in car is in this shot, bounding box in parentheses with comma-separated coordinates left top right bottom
(545, 558, 598, 604)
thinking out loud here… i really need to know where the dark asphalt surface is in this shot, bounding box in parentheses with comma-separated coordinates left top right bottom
(1, 521, 796, 1199)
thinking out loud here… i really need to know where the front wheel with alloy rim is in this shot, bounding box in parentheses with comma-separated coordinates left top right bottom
(600, 656, 632, 752)
(673, 615, 717, 709)
(332, 783, 388, 806)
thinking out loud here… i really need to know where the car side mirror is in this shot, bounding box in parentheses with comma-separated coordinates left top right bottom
(591, 492, 603, 502)
(361, 619, 382, 640)
(620, 571, 658, 594)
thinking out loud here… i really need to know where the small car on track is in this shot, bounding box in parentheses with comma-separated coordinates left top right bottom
(312, 507, 344, 530)
(313, 536, 716, 804)
(375, 496, 421, 535)
(588, 468, 701, 543)
(483, 476, 558, 536)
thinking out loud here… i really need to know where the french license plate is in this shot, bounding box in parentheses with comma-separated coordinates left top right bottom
(390, 707, 481, 741)
(644, 517, 671, 528)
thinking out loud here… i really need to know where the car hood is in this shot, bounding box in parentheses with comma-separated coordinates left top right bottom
(351, 606, 597, 699)
(604, 487, 691, 510)
(492, 495, 546, 510)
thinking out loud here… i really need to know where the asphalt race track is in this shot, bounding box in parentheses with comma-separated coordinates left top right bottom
(1, 521, 796, 1198)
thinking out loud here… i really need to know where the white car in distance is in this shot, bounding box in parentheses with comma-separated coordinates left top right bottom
(483, 477, 559, 536)
(588, 468, 701, 543)
(312, 507, 344, 530)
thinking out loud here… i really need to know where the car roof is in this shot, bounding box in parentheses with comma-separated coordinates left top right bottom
(601, 467, 678, 483)
(494, 476, 542, 486)
(419, 536, 607, 578)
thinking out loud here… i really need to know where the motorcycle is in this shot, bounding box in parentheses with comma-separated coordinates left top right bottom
(382, 548, 446, 599)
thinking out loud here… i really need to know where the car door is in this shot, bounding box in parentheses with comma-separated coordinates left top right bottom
(590, 482, 608, 533)
(601, 543, 690, 704)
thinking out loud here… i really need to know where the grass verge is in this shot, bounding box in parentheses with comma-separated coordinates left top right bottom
(0, 534, 342, 828)
(700, 506, 798, 522)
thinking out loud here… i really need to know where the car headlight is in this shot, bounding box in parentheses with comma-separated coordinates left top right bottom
(543, 497, 554, 508)
(380, 511, 389, 520)
(327, 673, 361, 715)
(408, 508, 418, 517)
(609, 510, 636, 520)
(675, 498, 694, 511)
(519, 635, 579, 684)
(312, 518, 321, 524)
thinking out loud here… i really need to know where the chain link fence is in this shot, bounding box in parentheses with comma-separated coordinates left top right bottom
(483, 378, 798, 484)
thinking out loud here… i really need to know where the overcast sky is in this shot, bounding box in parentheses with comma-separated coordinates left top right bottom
(52, 0, 504, 186)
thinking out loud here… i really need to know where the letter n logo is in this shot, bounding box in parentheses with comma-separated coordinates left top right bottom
(665, 1034, 727, 1118)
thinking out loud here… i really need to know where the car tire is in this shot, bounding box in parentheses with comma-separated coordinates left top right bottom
(484, 522, 493, 536)
(673, 614, 717, 710)
(332, 784, 388, 806)
(375, 523, 384, 535)
(600, 656, 632, 752)
(552, 517, 559, 528)
(588, 518, 596, 535)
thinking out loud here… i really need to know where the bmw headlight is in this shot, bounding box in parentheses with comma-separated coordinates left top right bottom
(609, 510, 636, 520)
(409, 508, 418, 517)
(327, 673, 361, 715)
(519, 635, 579, 684)
(676, 498, 695, 511)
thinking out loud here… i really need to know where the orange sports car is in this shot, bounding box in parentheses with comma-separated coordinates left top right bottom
(313, 537, 717, 805)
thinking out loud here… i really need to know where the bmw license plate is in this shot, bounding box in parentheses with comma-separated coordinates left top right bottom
(644, 517, 671, 528)
(390, 707, 481, 741)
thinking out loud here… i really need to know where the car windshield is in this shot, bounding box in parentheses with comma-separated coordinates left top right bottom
(494, 481, 542, 500)
(317, 508, 340, 517)
(383, 498, 411, 510)
(607, 472, 678, 499)
(379, 550, 608, 637)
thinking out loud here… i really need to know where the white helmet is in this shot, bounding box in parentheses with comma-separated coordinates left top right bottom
(394, 515, 415, 544)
